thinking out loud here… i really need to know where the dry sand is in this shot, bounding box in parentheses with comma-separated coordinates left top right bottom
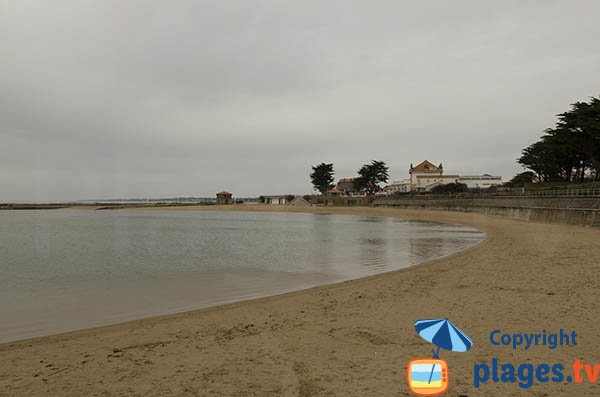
(1, 206, 599, 396)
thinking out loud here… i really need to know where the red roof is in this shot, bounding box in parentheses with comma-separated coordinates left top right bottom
(410, 160, 442, 172)
(216, 191, 232, 196)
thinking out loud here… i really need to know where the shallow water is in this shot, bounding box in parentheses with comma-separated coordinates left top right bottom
(0, 210, 483, 342)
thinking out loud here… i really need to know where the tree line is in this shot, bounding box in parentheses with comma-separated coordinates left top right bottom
(312, 96, 600, 195)
(310, 160, 389, 195)
(518, 96, 600, 183)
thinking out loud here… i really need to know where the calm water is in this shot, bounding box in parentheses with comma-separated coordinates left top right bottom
(0, 210, 484, 342)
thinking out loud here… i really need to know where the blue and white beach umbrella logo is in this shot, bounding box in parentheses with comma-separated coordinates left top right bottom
(407, 318, 473, 396)
(415, 318, 473, 357)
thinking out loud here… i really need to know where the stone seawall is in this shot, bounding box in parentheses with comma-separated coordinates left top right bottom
(372, 196, 600, 227)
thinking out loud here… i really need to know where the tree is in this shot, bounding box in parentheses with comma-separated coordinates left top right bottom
(518, 96, 600, 183)
(353, 160, 389, 195)
(310, 163, 335, 194)
(555, 98, 600, 181)
(505, 171, 535, 187)
(518, 138, 566, 182)
(430, 182, 469, 194)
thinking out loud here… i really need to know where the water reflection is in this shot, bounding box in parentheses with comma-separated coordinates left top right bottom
(311, 213, 335, 273)
(357, 216, 386, 223)
(409, 237, 448, 262)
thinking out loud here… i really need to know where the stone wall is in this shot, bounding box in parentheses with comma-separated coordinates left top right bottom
(314, 196, 372, 207)
(372, 196, 600, 227)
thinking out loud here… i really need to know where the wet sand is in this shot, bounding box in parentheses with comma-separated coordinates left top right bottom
(1, 206, 599, 396)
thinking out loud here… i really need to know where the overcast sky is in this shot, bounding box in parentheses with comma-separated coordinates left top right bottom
(1, 1, 599, 201)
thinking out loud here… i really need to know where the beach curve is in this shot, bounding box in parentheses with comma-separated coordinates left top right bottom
(1, 206, 599, 396)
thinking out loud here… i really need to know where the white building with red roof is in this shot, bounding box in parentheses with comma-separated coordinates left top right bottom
(409, 160, 459, 192)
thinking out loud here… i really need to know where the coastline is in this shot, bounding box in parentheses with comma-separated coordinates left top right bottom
(1, 206, 599, 396)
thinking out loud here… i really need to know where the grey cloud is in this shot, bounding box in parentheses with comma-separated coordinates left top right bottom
(1, 1, 599, 201)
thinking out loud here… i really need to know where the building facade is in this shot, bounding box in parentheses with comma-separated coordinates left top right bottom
(336, 178, 357, 194)
(383, 179, 412, 194)
(216, 191, 233, 205)
(263, 195, 291, 205)
(409, 160, 459, 192)
(458, 174, 503, 189)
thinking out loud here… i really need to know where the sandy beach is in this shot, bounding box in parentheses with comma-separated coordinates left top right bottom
(1, 206, 599, 396)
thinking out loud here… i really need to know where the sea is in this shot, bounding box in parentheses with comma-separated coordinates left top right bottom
(0, 209, 484, 342)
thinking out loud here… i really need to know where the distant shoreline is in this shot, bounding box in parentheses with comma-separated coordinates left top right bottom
(0, 203, 76, 210)
(0, 202, 215, 210)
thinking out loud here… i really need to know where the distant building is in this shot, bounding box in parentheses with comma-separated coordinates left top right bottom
(409, 160, 459, 192)
(322, 188, 346, 205)
(325, 188, 343, 196)
(263, 195, 291, 205)
(348, 191, 367, 197)
(336, 178, 357, 194)
(384, 179, 412, 194)
(216, 191, 233, 205)
(459, 174, 503, 189)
